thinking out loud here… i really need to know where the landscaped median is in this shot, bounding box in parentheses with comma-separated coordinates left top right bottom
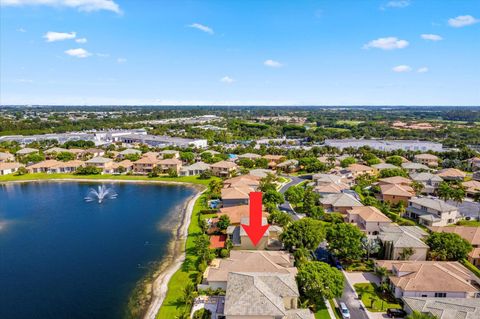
(353, 283, 402, 312)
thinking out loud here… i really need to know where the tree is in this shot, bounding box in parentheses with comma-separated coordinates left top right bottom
(406, 311, 438, 319)
(340, 157, 356, 168)
(254, 158, 269, 168)
(379, 168, 408, 178)
(192, 308, 212, 319)
(386, 155, 403, 167)
(326, 223, 366, 261)
(375, 266, 388, 283)
(194, 234, 214, 263)
(22, 153, 44, 164)
(208, 179, 223, 197)
(285, 186, 305, 208)
(267, 209, 293, 227)
(280, 218, 325, 251)
(426, 232, 472, 261)
(437, 182, 453, 202)
(14, 166, 28, 176)
(74, 166, 102, 175)
(199, 169, 212, 179)
(167, 168, 178, 178)
(296, 261, 344, 303)
(56, 151, 75, 162)
(182, 281, 196, 305)
(237, 158, 255, 168)
(180, 151, 195, 164)
(263, 189, 285, 207)
(217, 215, 230, 231)
(399, 247, 415, 260)
(411, 181, 424, 195)
(362, 237, 380, 260)
(302, 186, 320, 215)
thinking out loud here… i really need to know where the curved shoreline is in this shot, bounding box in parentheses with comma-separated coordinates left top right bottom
(0, 177, 205, 319)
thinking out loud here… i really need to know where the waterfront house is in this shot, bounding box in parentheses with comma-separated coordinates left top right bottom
(110, 160, 134, 174)
(48, 160, 84, 173)
(221, 186, 253, 207)
(27, 160, 62, 173)
(405, 197, 460, 227)
(320, 192, 363, 214)
(378, 225, 429, 261)
(375, 260, 480, 299)
(0, 151, 15, 163)
(225, 217, 283, 250)
(85, 157, 114, 173)
(210, 160, 238, 177)
(133, 155, 159, 174)
(346, 206, 392, 235)
(179, 161, 210, 176)
(157, 158, 182, 173)
(82, 148, 105, 158)
(429, 226, 480, 267)
(0, 162, 24, 175)
(200, 250, 296, 290)
(414, 154, 439, 167)
(224, 174, 261, 189)
(44, 147, 71, 159)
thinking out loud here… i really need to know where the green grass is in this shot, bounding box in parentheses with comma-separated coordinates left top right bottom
(328, 299, 341, 319)
(314, 299, 331, 319)
(0, 173, 218, 186)
(345, 260, 375, 272)
(156, 193, 207, 319)
(455, 220, 480, 227)
(354, 283, 401, 312)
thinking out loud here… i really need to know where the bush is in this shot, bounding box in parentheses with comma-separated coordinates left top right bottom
(15, 166, 28, 176)
(199, 209, 219, 215)
(219, 248, 229, 258)
(74, 166, 102, 175)
(199, 170, 212, 179)
(193, 308, 211, 319)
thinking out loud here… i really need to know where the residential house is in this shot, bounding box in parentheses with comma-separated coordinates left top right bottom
(467, 157, 480, 171)
(414, 154, 439, 167)
(85, 157, 114, 173)
(0, 152, 15, 163)
(210, 160, 238, 177)
(463, 180, 480, 198)
(410, 172, 443, 194)
(110, 160, 134, 174)
(26, 160, 62, 173)
(263, 154, 286, 169)
(179, 161, 210, 176)
(157, 158, 182, 173)
(474, 171, 480, 182)
(133, 155, 159, 174)
(249, 168, 276, 179)
(117, 148, 142, 160)
(346, 206, 392, 235)
(16, 147, 39, 156)
(403, 297, 480, 319)
(436, 168, 466, 181)
(406, 197, 461, 227)
(237, 153, 261, 160)
(224, 272, 314, 319)
(82, 148, 105, 158)
(313, 173, 349, 195)
(44, 147, 71, 159)
(372, 163, 398, 170)
(429, 226, 480, 267)
(348, 163, 376, 178)
(375, 260, 480, 298)
(226, 217, 283, 250)
(378, 176, 413, 187)
(320, 192, 363, 214)
(378, 225, 429, 261)
(402, 162, 430, 173)
(276, 159, 299, 173)
(318, 155, 340, 167)
(223, 174, 261, 189)
(221, 186, 253, 207)
(48, 160, 84, 173)
(380, 183, 415, 205)
(0, 162, 24, 175)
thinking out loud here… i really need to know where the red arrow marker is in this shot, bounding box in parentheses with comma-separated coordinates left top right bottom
(241, 192, 270, 246)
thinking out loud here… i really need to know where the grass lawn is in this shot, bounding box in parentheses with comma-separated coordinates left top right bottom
(156, 193, 208, 318)
(344, 260, 375, 272)
(455, 220, 480, 227)
(328, 299, 341, 319)
(0, 173, 218, 186)
(354, 283, 401, 312)
(314, 299, 331, 319)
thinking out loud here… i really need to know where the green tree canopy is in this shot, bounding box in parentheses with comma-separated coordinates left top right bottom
(280, 218, 325, 251)
(296, 261, 344, 303)
(426, 232, 472, 261)
(340, 157, 356, 168)
(326, 223, 366, 261)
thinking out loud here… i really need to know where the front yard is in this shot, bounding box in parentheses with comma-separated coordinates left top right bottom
(354, 283, 401, 312)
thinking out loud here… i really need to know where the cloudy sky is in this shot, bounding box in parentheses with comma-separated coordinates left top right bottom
(0, 0, 479, 105)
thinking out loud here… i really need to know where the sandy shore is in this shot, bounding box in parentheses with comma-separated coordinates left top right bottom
(143, 189, 204, 319)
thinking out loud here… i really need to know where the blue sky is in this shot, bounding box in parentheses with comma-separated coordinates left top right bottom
(1, 0, 479, 106)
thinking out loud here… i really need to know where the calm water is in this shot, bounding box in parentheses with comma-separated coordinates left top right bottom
(0, 182, 195, 319)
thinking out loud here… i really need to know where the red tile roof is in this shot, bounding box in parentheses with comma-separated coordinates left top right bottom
(209, 235, 227, 249)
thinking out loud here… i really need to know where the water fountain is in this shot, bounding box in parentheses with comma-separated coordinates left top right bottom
(85, 185, 118, 203)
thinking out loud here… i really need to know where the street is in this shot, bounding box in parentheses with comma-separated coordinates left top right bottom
(336, 281, 369, 319)
(278, 174, 310, 220)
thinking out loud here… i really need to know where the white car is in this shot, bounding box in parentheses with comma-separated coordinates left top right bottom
(340, 302, 350, 319)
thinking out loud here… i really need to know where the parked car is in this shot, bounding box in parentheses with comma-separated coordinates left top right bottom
(387, 308, 407, 318)
(339, 302, 350, 319)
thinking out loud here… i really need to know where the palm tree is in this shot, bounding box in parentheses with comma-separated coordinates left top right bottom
(411, 181, 424, 195)
(375, 266, 388, 283)
(437, 182, 453, 202)
(406, 311, 438, 319)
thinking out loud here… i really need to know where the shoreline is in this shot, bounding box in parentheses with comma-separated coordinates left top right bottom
(143, 189, 204, 319)
(0, 176, 206, 319)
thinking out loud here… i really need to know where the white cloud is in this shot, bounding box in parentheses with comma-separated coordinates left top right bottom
(392, 65, 412, 72)
(44, 31, 76, 42)
(417, 67, 429, 73)
(363, 37, 409, 50)
(448, 15, 479, 27)
(1, 0, 121, 14)
(421, 34, 443, 41)
(386, 1, 410, 8)
(264, 59, 283, 68)
(220, 76, 234, 84)
(188, 23, 214, 34)
(117, 57, 127, 64)
(16, 27, 26, 32)
(75, 37, 87, 43)
(64, 48, 91, 58)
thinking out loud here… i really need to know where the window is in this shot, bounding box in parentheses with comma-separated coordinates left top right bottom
(435, 292, 446, 298)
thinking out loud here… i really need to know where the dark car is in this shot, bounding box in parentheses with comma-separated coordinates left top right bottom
(387, 309, 407, 318)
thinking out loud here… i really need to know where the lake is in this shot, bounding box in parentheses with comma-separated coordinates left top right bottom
(0, 181, 196, 319)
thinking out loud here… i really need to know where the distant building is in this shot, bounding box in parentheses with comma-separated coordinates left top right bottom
(324, 139, 444, 152)
(120, 134, 207, 148)
(414, 154, 439, 167)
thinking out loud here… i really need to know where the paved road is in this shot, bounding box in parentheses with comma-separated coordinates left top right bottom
(278, 174, 310, 220)
(337, 278, 369, 319)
